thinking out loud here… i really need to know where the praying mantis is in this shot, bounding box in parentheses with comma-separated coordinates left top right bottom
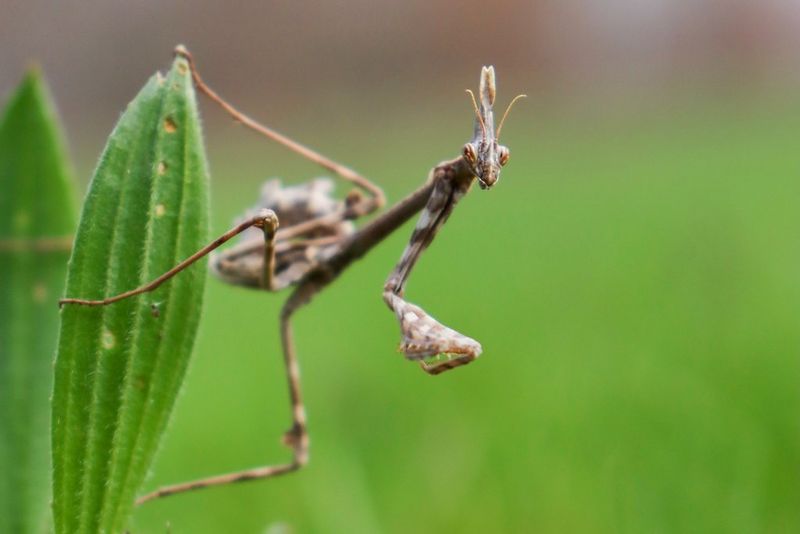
(60, 46, 524, 503)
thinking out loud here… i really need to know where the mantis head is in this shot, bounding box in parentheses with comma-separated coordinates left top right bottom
(463, 66, 525, 190)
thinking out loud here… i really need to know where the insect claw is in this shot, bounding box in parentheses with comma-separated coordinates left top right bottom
(173, 44, 190, 59)
(253, 209, 279, 231)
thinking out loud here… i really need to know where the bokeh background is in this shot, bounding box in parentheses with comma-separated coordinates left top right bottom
(3, 1, 799, 532)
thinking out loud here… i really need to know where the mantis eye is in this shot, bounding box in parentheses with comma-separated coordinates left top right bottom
(463, 143, 477, 163)
(498, 145, 510, 166)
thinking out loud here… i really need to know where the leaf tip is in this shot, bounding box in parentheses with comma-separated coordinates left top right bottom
(22, 62, 44, 85)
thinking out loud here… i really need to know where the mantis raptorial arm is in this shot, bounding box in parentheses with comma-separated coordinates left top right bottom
(291, 156, 484, 376)
(382, 161, 482, 375)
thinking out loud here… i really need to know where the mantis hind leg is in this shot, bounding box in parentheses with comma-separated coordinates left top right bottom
(136, 281, 314, 504)
(174, 45, 386, 216)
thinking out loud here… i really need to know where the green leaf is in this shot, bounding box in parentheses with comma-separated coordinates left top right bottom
(0, 68, 76, 534)
(52, 56, 210, 534)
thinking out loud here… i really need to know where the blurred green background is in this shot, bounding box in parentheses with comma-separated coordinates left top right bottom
(3, 1, 799, 532)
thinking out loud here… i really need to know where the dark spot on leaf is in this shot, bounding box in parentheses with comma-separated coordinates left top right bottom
(163, 117, 177, 133)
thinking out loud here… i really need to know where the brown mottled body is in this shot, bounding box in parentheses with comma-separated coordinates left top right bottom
(61, 47, 522, 503)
